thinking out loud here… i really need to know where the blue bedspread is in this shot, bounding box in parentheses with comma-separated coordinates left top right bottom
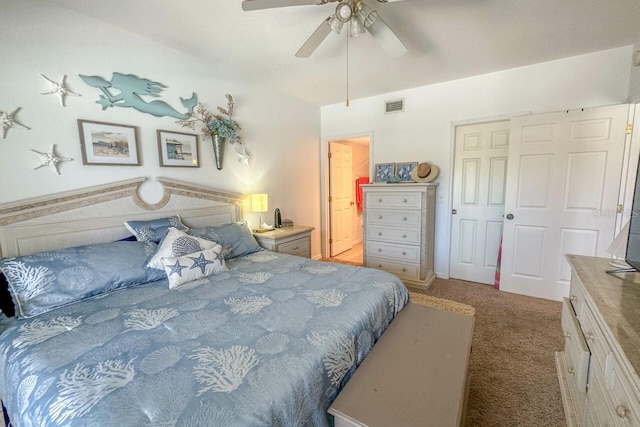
(0, 252, 408, 426)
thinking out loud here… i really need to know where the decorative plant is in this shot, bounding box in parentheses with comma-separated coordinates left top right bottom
(176, 94, 242, 144)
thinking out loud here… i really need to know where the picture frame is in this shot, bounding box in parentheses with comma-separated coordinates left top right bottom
(396, 162, 418, 182)
(78, 119, 140, 166)
(374, 163, 395, 182)
(156, 129, 199, 168)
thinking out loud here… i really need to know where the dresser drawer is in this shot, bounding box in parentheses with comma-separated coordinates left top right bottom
(581, 303, 609, 373)
(367, 210, 421, 227)
(606, 357, 640, 426)
(561, 298, 590, 407)
(366, 226, 420, 245)
(367, 257, 420, 280)
(365, 192, 422, 210)
(584, 369, 616, 427)
(278, 236, 310, 257)
(569, 273, 586, 319)
(366, 241, 421, 263)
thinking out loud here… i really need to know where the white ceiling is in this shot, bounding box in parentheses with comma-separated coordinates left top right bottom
(52, 0, 640, 106)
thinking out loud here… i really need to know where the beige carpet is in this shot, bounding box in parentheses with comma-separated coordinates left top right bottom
(409, 279, 566, 427)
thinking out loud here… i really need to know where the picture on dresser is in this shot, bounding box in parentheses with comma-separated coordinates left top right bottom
(374, 163, 395, 182)
(396, 162, 418, 182)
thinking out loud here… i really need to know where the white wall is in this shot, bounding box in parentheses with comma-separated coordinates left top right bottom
(629, 41, 640, 102)
(321, 46, 633, 277)
(1, 0, 322, 257)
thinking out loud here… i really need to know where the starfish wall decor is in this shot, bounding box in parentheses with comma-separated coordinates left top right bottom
(30, 144, 72, 175)
(40, 74, 81, 107)
(1, 107, 30, 139)
(235, 145, 252, 166)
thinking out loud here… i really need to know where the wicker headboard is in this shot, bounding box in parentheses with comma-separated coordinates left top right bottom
(0, 177, 246, 258)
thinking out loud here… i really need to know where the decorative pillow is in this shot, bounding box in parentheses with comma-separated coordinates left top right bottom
(0, 272, 15, 318)
(189, 222, 262, 260)
(0, 241, 166, 318)
(124, 215, 188, 243)
(147, 227, 219, 270)
(162, 245, 228, 289)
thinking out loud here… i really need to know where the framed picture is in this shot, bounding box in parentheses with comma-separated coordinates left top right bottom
(156, 130, 199, 168)
(375, 163, 395, 182)
(78, 120, 140, 166)
(396, 162, 418, 182)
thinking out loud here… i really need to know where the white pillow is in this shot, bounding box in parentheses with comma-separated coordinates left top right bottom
(162, 245, 228, 289)
(147, 227, 218, 270)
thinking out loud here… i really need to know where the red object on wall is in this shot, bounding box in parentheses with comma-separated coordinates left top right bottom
(355, 177, 369, 211)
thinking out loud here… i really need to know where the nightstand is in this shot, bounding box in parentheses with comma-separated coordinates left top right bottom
(252, 225, 314, 258)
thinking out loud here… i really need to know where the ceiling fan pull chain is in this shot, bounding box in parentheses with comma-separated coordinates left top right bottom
(346, 28, 350, 107)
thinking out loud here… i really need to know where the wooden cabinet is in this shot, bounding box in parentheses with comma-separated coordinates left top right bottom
(252, 225, 314, 258)
(362, 183, 437, 289)
(556, 255, 640, 427)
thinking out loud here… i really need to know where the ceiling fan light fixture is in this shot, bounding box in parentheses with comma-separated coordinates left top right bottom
(335, 2, 353, 23)
(327, 15, 345, 34)
(349, 16, 366, 37)
(356, 3, 378, 28)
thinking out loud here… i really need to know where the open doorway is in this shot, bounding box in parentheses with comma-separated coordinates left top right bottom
(327, 137, 370, 265)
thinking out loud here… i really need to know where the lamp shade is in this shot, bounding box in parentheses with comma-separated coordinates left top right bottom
(251, 194, 269, 213)
(607, 220, 630, 259)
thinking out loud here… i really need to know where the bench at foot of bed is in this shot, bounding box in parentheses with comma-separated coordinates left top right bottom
(328, 301, 475, 427)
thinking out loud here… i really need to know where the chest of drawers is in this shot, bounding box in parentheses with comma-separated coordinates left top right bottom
(362, 183, 437, 289)
(557, 255, 640, 427)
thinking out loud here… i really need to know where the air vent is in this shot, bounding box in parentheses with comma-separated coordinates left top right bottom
(385, 98, 404, 114)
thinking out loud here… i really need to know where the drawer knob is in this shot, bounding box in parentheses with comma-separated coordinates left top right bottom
(402, 234, 407, 238)
(378, 249, 382, 252)
(378, 215, 383, 219)
(616, 405, 630, 419)
(402, 251, 406, 255)
(586, 332, 594, 341)
(564, 332, 571, 339)
(293, 246, 299, 250)
(378, 198, 383, 202)
(567, 367, 575, 376)
(402, 268, 407, 272)
(378, 264, 382, 268)
(402, 216, 407, 221)
(403, 199, 407, 203)
(570, 295, 578, 302)
(378, 232, 382, 236)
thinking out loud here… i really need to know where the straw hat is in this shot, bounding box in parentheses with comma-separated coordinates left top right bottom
(410, 162, 439, 183)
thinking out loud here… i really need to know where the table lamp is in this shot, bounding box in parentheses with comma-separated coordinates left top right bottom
(251, 193, 270, 232)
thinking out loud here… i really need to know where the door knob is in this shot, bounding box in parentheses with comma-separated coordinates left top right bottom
(452, 209, 457, 215)
(506, 214, 514, 220)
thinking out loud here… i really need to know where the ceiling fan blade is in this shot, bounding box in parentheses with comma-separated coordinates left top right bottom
(295, 16, 333, 58)
(242, 0, 324, 11)
(367, 15, 407, 57)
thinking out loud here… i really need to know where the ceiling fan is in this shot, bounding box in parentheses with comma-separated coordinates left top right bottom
(242, 0, 407, 58)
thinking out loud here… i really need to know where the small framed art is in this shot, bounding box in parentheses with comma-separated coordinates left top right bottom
(78, 120, 140, 166)
(157, 130, 199, 167)
(375, 163, 395, 182)
(396, 162, 418, 182)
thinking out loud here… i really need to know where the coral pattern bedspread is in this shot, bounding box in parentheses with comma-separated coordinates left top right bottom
(0, 252, 408, 426)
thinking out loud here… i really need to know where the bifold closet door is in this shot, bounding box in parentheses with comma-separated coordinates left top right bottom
(499, 104, 629, 301)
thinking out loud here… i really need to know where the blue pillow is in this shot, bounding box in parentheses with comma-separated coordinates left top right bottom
(189, 222, 262, 260)
(124, 215, 188, 243)
(0, 241, 166, 318)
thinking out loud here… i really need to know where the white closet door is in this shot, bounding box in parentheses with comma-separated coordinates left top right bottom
(500, 105, 630, 301)
(450, 121, 510, 284)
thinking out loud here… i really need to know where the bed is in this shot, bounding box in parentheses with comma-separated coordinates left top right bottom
(0, 178, 408, 427)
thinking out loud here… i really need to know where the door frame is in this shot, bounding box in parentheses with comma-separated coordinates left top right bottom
(446, 111, 531, 280)
(320, 131, 374, 259)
